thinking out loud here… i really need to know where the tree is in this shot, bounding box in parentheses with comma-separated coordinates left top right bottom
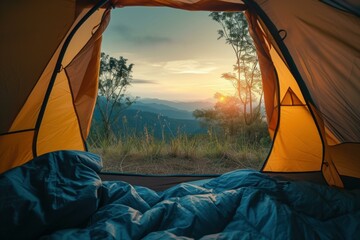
(194, 92, 269, 143)
(210, 12, 263, 125)
(93, 52, 135, 142)
(194, 92, 242, 136)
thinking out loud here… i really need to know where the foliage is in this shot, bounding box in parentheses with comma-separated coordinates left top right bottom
(91, 52, 136, 143)
(194, 93, 269, 142)
(194, 93, 242, 136)
(192, 12, 269, 144)
(209, 12, 263, 125)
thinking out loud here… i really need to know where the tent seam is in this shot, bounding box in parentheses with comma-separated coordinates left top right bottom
(64, 69, 87, 151)
(0, 128, 35, 136)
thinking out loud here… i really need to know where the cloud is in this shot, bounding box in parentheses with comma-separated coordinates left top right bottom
(113, 24, 132, 34)
(163, 60, 218, 74)
(112, 24, 172, 45)
(132, 79, 158, 84)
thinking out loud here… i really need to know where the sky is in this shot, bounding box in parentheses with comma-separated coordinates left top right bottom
(101, 7, 236, 101)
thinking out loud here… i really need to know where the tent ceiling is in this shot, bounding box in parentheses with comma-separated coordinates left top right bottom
(109, 0, 246, 11)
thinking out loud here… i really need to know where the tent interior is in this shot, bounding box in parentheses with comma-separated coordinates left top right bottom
(1, 0, 360, 239)
(1, 0, 359, 188)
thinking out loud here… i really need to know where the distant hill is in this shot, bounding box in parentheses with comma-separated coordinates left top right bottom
(91, 97, 211, 139)
(129, 101, 195, 120)
(91, 97, 268, 140)
(138, 98, 214, 112)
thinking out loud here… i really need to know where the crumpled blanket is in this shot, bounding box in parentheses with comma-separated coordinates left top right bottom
(1, 150, 359, 240)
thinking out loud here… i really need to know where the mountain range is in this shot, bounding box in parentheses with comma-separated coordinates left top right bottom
(128, 98, 214, 120)
(92, 98, 214, 139)
(136, 98, 214, 112)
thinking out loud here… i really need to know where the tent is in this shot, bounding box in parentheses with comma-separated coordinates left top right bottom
(0, 0, 359, 189)
(1, 1, 360, 239)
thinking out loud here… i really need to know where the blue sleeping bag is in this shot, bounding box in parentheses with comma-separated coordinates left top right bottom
(1, 151, 359, 239)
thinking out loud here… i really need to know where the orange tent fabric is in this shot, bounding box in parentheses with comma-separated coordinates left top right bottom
(0, 0, 359, 187)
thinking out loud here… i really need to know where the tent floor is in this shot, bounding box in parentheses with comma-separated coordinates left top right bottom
(99, 171, 360, 191)
(98, 172, 218, 191)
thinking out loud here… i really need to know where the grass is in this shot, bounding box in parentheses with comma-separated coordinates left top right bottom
(88, 128, 270, 175)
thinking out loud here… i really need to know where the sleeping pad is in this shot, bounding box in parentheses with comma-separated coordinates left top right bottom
(0, 150, 359, 239)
